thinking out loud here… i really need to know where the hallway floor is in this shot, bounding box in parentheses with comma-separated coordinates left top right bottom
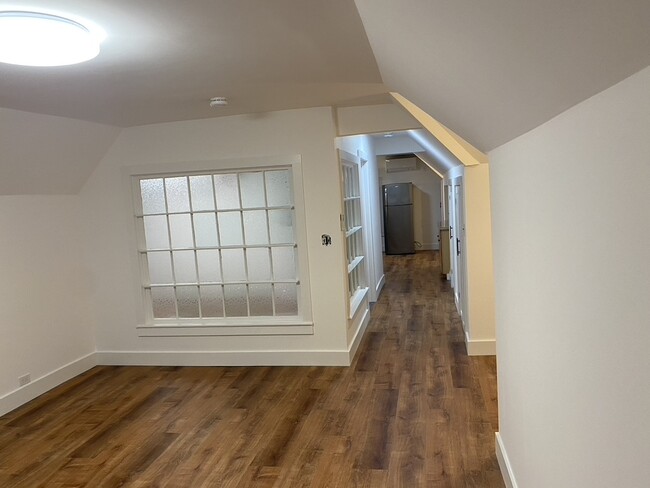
(0, 251, 503, 487)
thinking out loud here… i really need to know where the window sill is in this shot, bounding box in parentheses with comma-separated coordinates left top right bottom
(137, 319, 314, 337)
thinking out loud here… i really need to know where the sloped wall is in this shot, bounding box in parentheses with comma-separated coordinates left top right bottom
(0, 108, 119, 195)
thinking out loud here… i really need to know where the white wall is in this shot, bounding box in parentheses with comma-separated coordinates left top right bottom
(79, 107, 353, 365)
(443, 164, 496, 356)
(0, 196, 95, 412)
(379, 159, 442, 251)
(463, 165, 496, 344)
(490, 66, 650, 488)
(336, 103, 419, 136)
(0, 108, 119, 195)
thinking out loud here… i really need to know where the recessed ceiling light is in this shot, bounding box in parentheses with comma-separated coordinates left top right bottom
(0, 11, 101, 66)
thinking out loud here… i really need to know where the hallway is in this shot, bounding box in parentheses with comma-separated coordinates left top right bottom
(0, 252, 503, 487)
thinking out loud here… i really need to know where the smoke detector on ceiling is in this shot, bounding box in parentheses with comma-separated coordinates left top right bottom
(209, 97, 228, 107)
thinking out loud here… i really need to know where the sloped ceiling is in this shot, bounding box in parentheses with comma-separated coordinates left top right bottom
(0, 108, 119, 194)
(354, 0, 650, 151)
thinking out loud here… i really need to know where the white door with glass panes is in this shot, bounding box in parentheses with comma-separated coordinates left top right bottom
(339, 151, 369, 318)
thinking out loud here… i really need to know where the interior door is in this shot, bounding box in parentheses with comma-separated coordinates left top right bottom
(338, 150, 369, 319)
(453, 182, 465, 318)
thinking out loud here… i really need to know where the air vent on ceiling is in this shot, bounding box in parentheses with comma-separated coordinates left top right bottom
(385, 154, 418, 173)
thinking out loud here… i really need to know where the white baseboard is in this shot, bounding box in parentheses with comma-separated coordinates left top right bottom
(95, 349, 352, 367)
(0, 353, 97, 417)
(347, 306, 371, 363)
(1, 331, 381, 416)
(495, 432, 518, 488)
(465, 331, 497, 356)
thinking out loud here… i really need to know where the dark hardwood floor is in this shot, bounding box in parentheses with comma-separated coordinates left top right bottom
(0, 252, 503, 487)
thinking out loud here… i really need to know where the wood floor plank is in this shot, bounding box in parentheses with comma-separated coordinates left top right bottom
(0, 251, 504, 487)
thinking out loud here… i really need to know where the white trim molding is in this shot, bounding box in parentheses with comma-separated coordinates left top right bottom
(0, 353, 97, 417)
(95, 350, 352, 367)
(1, 330, 383, 416)
(137, 323, 313, 337)
(465, 331, 496, 356)
(495, 432, 519, 488)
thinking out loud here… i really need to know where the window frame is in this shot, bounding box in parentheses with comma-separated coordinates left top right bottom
(123, 155, 313, 337)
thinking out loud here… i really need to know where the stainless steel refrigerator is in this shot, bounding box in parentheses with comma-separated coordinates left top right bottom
(383, 183, 415, 254)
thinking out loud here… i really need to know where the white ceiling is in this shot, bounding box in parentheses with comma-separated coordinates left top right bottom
(372, 132, 423, 156)
(0, 0, 385, 127)
(1, 0, 649, 195)
(355, 0, 650, 151)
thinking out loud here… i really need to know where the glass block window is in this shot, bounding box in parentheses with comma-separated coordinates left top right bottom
(134, 168, 299, 322)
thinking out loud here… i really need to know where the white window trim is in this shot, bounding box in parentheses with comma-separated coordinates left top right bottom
(122, 155, 313, 337)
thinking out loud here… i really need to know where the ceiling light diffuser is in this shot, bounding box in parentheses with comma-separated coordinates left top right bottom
(0, 11, 101, 66)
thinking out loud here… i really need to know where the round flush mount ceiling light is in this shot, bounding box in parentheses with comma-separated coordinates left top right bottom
(0, 11, 102, 66)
